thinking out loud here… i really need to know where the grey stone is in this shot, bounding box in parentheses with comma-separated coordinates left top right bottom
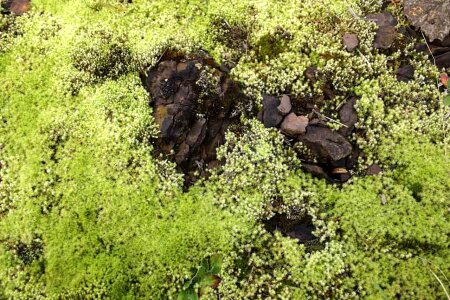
(280, 113, 308, 136)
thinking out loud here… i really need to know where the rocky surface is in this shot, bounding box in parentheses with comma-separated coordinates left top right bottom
(366, 12, 398, 49)
(299, 126, 352, 161)
(257, 93, 359, 183)
(343, 33, 359, 52)
(280, 113, 308, 136)
(402, 1, 450, 70)
(404, 0, 450, 42)
(396, 65, 415, 82)
(264, 214, 318, 245)
(1, 0, 30, 15)
(338, 97, 358, 136)
(142, 54, 244, 186)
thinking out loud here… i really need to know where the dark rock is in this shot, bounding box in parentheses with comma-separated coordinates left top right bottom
(346, 147, 360, 169)
(277, 95, 292, 115)
(144, 56, 244, 186)
(175, 142, 190, 164)
(280, 113, 308, 136)
(404, 0, 450, 42)
(337, 172, 351, 182)
(299, 126, 353, 161)
(367, 164, 382, 175)
(301, 163, 328, 179)
(263, 214, 317, 244)
(366, 13, 398, 49)
(202, 133, 224, 161)
(186, 118, 207, 147)
(366, 12, 398, 27)
(343, 33, 359, 52)
(330, 158, 347, 168)
(262, 94, 283, 128)
(396, 65, 415, 82)
(430, 46, 450, 56)
(338, 97, 358, 136)
(436, 52, 450, 69)
(442, 35, 450, 47)
(331, 167, 351, 182)
(257, 111, 264, 122)
(305, 66, 318, 82)
(373, 26, 397, 49)
(308, 118, 327, 127)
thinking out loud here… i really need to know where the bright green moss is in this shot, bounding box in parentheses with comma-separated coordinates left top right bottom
(0, 0, 449, 299)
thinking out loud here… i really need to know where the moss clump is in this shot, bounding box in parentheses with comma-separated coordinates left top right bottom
(0, 0, 448, 299)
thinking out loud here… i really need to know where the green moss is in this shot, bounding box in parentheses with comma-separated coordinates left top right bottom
(0, 0, 449, 298)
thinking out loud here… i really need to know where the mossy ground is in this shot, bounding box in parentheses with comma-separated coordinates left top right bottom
(0, 0, 449, 299)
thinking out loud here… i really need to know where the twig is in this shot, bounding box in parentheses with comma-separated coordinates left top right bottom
(420, 257, 450, 300)
(156, 47, 168, 65)
(312, 109, 348, 128)
(357, 49, 374, 72)
(347, 6, 362, 20)
(431, 269, 450, 300)
(420, 30, 440, 88)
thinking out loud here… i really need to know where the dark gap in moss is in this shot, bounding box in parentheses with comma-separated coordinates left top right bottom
(6, 236, 43, 265)
(141, 51, 248, 188)
(263, 213, 322, 250)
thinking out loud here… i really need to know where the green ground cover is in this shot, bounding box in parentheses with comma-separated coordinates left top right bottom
(0, 0, 449, 298)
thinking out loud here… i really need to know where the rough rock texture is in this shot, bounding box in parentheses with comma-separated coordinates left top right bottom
(299, 125, 353, 162)
(143, 55, 243, 186)
(262, 95, 284, 127)
(338, 97, 358, 136)
(435, 52, 450, 69)
(277, 95, 292, 115)
(1, 0, 30, 15)
(280, 113, 308, 136)
(366, 13, 398, 49)
(257, 93, 358, 183)
(404, 0, 450, 42)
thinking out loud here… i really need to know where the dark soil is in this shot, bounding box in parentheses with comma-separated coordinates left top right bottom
(263, 213, 320, 248)
(141, 52, 245, 187)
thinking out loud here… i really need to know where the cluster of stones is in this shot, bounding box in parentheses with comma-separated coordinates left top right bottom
(343, 11, 449, 75)
(404, 0, 450, 70)
(258, 94, 361, 183)
(142, 55, 243, 186)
